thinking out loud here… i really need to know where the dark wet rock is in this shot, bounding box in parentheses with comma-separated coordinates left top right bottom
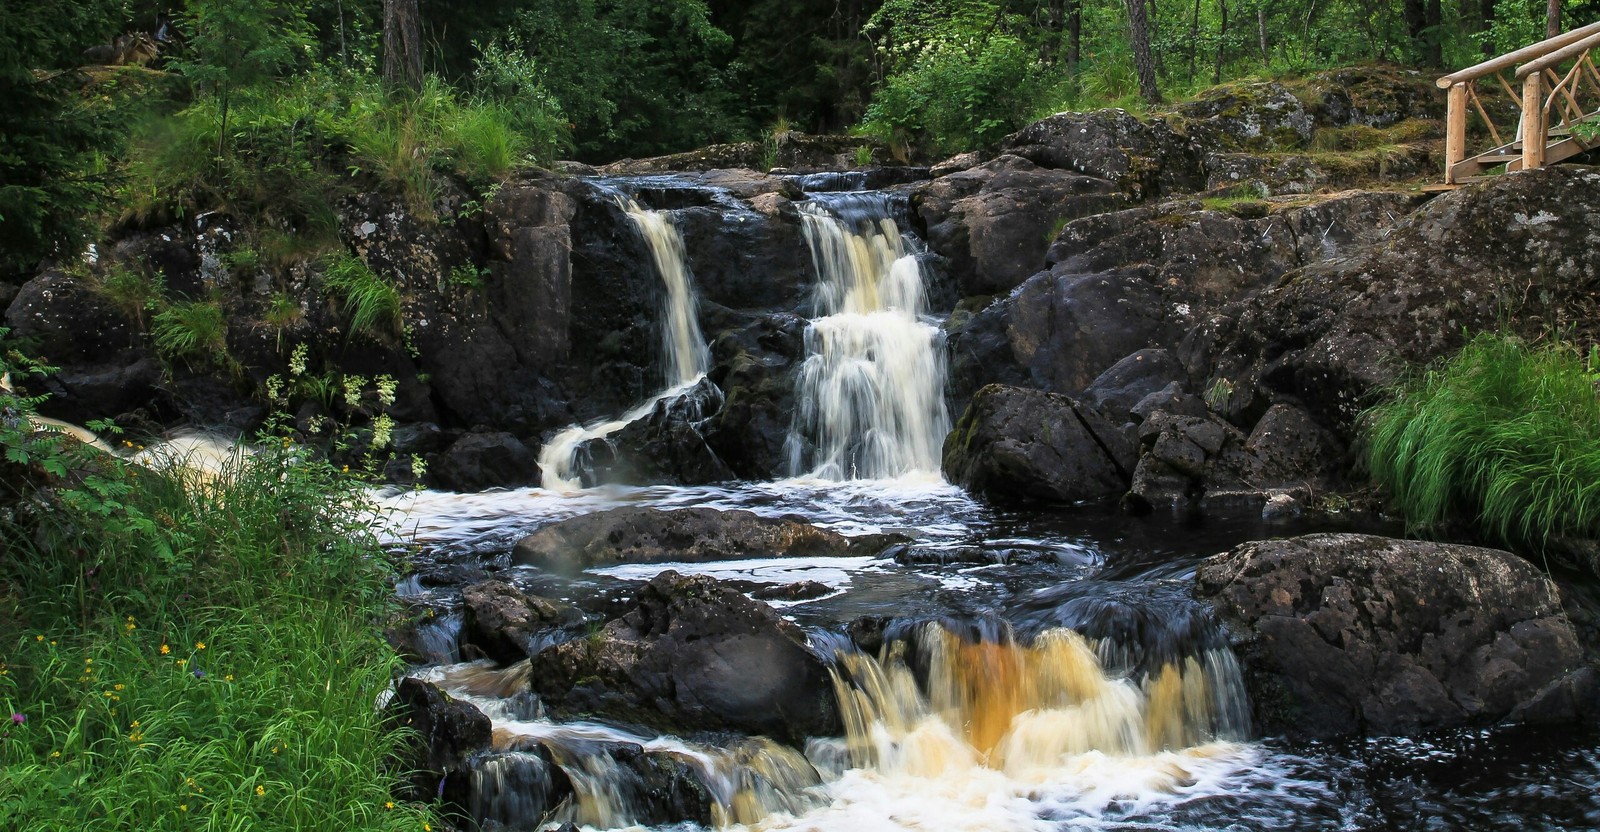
(427, 430, 539, 492)
(1044, 191, 1420, 334)
(386, 677, 493, 815)
(468, 745, 577, 830)
(1207, 167, 1600, 435)
(1195, 533, 1599, 739)
(1008, 268, 1173, 395)
(943, 384, 1136, 505)
(1081, 349, 1188, 420)
(999, 110, 1204, 199)
(1124, 402, 1338, 516)
(915, 155, 1129, 296)
(942, 296, 1030, 418)
(4, 270, 167, 425)
(1176, 81, 1316, 153)
(703, 313, 807, 479)
(461, 580, 586, 664)
(749, 580, 835, 602)
(574, 377, 736, 487)
(1130, 382, 1208, 422)
(532, 571, 841, 744)
(670, 199, 810, 313)
(513, 506, 901, 573)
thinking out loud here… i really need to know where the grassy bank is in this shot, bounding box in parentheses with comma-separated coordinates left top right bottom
(1364, 332, 1600, 552)
(0, 385, 436, 829)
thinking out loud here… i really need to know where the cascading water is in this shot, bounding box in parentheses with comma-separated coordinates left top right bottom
(786, 194, 951, 481)
(538, 198, 709, 490)
(429, 618, 1255, 831)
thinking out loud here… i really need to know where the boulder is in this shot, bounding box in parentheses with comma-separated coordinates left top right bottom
(1007, 268, 1174, 395)
(1194, 533, 1598, 739)
(1175, 81, 1317, 153)
(999, 109, 1204, 199)
(428, 431, 539, 492)
(1207, 167, 1600, 434)
(461, 580, 586, 664)
(703, 313, 807, 479)
(513, 506, 899, 573)
(942, 384, 1136, 505)
(915, 155, 1128, 296)
(1080, 348, 1188, 420)
(531, 571, 841, 743)
(4, 270, 166, 425)
(1125, 403, 1339, 516)
(385, 677, 493, 815)
(573, 377, 736, 487)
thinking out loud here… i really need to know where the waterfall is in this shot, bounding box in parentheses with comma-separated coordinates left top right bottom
(439, 620, 1252, 831)
(538, 198, 708, 491)
(787, 195, 951, 481)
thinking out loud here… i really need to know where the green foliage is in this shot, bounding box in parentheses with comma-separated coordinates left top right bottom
(321, 252, 401, 339)
(151, 299, 231, 366)
(447, 264, 486, 291)
(861, 32, 1045, 156)
(0, 346, 434, 829)
(1364, 333, 1600, 552)
(497, 0, 746, 159)
(0, 0, 125, 277)
(95, 266, 166, 331)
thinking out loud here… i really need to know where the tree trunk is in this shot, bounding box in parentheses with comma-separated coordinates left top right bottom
(1547, 0, 1561, 38)
(1068, 0, 1083, 70)
(1258, 2, 1270, 66)
(1480, 0, 1495, 56)
(1188, 0, 1203, 81)
(1426, 0, 1443, 66)
(1214, 0, 1228, 84)
(1126, 0, 1162, 104)
(383, 0, 423, 92)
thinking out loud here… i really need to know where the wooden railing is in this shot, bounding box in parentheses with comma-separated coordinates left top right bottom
(1437, 21, 1600, 185)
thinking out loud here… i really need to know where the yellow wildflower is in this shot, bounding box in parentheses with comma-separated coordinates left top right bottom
(180, 804, 188, 812)
(256, 785, 265, 797)
(114, 684, 124, 691)
(160, 644, 170, 655)
(35, 635, 43, 641)
(385, 801, 395, 810)
(224, 674, 234, 682)
(195, 641, 206, 650)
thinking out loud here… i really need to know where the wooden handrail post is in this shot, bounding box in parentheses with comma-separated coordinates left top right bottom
(1446, 83, 1468, 184)
(1522, 70, 1546, 170)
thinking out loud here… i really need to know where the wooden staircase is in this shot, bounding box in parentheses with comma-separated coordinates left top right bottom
(1434, 21, 1600, 188)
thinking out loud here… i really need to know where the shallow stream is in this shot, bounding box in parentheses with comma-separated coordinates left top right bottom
(381, 481, 1600, 831)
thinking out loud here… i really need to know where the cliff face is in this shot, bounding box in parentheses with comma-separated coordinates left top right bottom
(14, 65, 1580, 502)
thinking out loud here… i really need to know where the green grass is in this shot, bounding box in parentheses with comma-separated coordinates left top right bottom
(322, 253, 402, 340)
(1363, 333, 1600, 551)
(0, 420, 438, 830)
(151, 300, 230, 367)
(95, 267, 166, 331)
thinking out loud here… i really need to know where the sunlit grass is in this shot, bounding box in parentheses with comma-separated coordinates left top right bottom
(1363, 332, 1600, 551)
(0, 441, 437, 831)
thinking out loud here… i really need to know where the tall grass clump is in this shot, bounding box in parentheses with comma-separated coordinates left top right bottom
(151, 299, 230, 366)
(1364, 333, 1600, 551)
(0, 351, 437, 829)
(321, 252, 402, 339)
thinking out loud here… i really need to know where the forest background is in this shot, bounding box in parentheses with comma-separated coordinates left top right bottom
(1, 0, 1590, 281)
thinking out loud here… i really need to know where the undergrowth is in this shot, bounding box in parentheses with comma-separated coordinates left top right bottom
(1364, 332, 1600, 552)
(0, 342, 436, 831)
(322, 252, 402, 340)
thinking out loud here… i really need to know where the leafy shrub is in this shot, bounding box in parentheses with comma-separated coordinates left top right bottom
(1364, 333, 1600, 551)
(321, 253, 401, 339)
(859, 35, 1046, 157)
